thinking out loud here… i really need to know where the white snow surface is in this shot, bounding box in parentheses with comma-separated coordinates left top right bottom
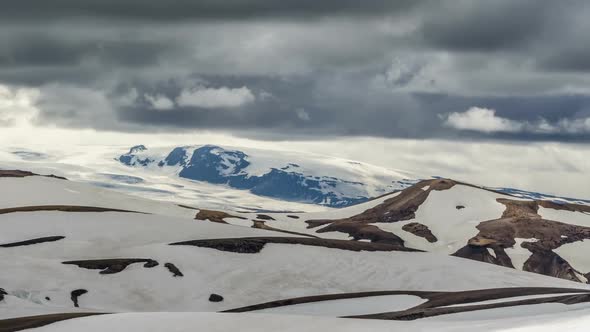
(252, 295, 426, 316)
(505, 238, 537, 270)
(555, 240, 590, 274)
(373, 185, 507, 253)
(538, 207, 590, 227)
(25, 309, 590, 332)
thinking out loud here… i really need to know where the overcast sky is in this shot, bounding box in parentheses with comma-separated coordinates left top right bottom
(1, 0, 590, 141)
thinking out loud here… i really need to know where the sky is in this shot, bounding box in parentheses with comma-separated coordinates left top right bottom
(0, 1, 589, 197)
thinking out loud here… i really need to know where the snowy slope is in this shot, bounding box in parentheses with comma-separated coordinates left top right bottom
(25, 310, 590, 332)
(3, 173, 590, 332)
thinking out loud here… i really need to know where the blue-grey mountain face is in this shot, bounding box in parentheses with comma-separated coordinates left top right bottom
(118, 145, 372, 207)
(118, 145, 154, 166)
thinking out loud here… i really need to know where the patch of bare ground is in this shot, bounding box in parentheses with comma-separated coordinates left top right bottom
(70, 289, 88, 308)
(0, 313, 107, 332)
(453, 198, 590, 283)
(0, 236, 65, 248)
(350, 292, 590, 320)
(0, 288, 6, 301)
(0, 170, 67, 180)
(225, 287, 589, 319)
(170, 237, 419, 254)
(195, 209, 247, 224)
(252, 220, 319, 238)
(63, 259, 159, 274)
(305, 179, 455, 246)
(0, 205, 145, 215)
(402, 223, 437, 243)
(287, 215, 300, 219)
(256, 214, 275, 220)
(177, 204, 199, 210)
(164, 263, 183, 277)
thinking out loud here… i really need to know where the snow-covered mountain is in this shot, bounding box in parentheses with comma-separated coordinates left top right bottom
(117, 144, 416, 207)
(2, 170, 590, 331)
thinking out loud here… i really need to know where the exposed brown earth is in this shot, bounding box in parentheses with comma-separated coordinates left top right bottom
(195, 209, 247, 224)
(305, 179, 455, 246)
(352, 292, 590, 320)
(453, 198, 590, 283)
(0, 236, 65, 248)
(0, 170, 67, 180)
(402, 223, 437, 243)
(252, 220, 319, 238)
(0, 313, 107, 332)
(164, 263, 183, 277)
(63, 259, 159, 274)
(0, 205, 144, 215)
(225, 287, 590, 320)
(170, 236, 419, 254)
(177, 204, 199, 210)
(70, 289, 88, 308)
(256, 214, 275, 220)
(224, 290, 435, 313)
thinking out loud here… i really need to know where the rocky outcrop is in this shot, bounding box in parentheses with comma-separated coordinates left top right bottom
(454, 198, 590, 283)
(63, 259, 159, 274)
(0, 236, 65, 248)
(70, 289, 88, 308)
(164, 263, 183, 277)
(170, 236, 419, 254)
(0, 170, 66, 180)
(402, 222, 437, 243)
(0, 205, 142, 215)
(195, 209, 246, 224)
(305, 179, 455, 247)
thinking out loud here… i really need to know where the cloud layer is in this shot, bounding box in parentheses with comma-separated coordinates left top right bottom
(1, 1, 590, 141)
(443, 107, 590, 135)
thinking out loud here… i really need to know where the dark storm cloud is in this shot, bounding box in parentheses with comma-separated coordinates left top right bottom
(0, 36, 173, 68)
(418, 1, 552, 52)
(2, 0, 590, 141)
(0, 0, 417, 21)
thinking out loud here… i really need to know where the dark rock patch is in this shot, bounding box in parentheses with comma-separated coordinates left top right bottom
(256, 214, 275, 220)
(0, 170, 67, 180)
(0, 313, 107, 332)
(177, 204, 199, 210)
(63, 259, 159, 274)
(164, 263, 183, 277)
(523, 249, 582, 282)
(0, 288, 6, 301)
(226, 287, 588, 315)
(45, 296, 50, 301)
(287, 215, 300, 219)
(0, 236, 65, 248)
(402, 223, 438, 243)
(303, 179, 456, 248)
(195, 209, 246, 224)
(454, 198, 590, 283)
(456, 205, 465, 210)
(317, 222, 406, 245)
(252, 220, 318, 238)
(0, 205, 144, 215)
(170, 237, 419, 254)
(453, 245, 513, 268)
(351, 292, 590, 320)
(70, 289, 88, 308)
(209, 294, 224, 302)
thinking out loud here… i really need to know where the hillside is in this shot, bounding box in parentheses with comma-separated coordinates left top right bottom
(1, 170, 590, 331)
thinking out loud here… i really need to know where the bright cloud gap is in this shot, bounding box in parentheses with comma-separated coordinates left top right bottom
(442, 107, 590, 135)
